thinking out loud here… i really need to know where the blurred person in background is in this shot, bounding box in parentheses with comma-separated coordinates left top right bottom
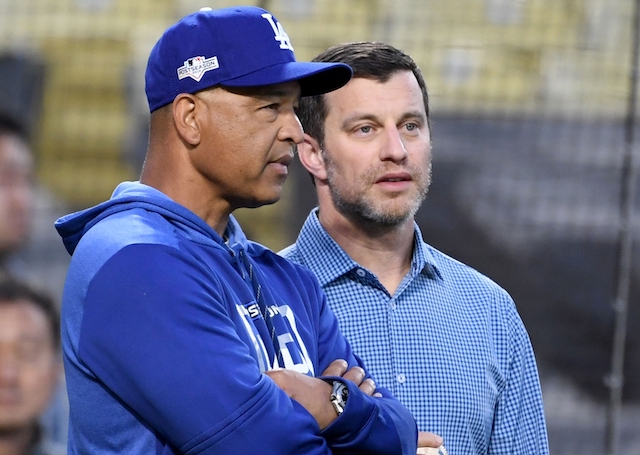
(53, 7, 440, 454)
(0, 113, 34, 278)
(0, 112, 67, 448)
(0, 106, 70, 303)
(0, 277, 65, 455)
(282, 41, 549, 454)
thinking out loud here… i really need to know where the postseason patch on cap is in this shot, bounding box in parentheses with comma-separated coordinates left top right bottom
(177, 56, 220, 82)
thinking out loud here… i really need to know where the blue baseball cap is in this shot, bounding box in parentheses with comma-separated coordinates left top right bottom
(145, 6, 353, 112)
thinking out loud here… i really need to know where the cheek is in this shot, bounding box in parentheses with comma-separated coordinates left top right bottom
(10, 190, 33, 221)
(325, 148, 364, 177)
(408, 143, 431, 169)
(20, 364, 58, 410)
(0, 193, 10, 214)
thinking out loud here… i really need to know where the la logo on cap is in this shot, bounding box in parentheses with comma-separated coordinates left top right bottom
(261, 13, 293, 51)
(177, 56, 220, 82)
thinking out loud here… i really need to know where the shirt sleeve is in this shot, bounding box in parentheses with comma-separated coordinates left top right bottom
(487, 295, 550, 454)
(77, 243, 417, 454)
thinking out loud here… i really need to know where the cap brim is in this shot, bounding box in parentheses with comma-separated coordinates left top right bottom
(221, 61, 352, 96)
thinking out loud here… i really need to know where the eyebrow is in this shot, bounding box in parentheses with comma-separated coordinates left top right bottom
(341, 110, 426, 129)
(260, 91, 301, 106)
(259, 87, 297, 97)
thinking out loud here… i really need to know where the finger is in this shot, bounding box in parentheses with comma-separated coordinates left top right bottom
(417, 431, 443, 448)
(263, 368, 297, 396)
(263, 368, 284, 378)
(321, 359, 348, 377)
(357, 377, 376, 396)
(342, 365, 365, 384)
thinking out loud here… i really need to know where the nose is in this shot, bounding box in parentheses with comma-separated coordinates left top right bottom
(0, 352, 20, 386)
(279, 110, 305, 145)
(380, 126, 408, 163)
(1, 183, 32, 238)
(9, 182, 33, 214)
(1, 173, 33, 212)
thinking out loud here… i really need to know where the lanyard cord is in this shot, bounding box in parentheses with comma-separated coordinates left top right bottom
(241, 250, 284, 367)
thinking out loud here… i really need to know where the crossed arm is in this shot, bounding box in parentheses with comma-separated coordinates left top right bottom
(266, 359, 444, 449)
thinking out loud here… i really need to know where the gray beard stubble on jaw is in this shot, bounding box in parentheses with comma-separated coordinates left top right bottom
(323, 151, 432, 229)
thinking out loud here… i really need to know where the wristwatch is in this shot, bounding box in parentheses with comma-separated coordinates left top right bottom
(328, 380, 349, 416)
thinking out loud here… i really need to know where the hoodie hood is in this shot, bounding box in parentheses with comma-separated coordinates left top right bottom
(55, 181, 248, 255)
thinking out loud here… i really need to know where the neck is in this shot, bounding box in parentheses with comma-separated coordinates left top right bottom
(317, 204, 415, 295)
(140, 147, 231, 237)
(0, 425, 37, 455)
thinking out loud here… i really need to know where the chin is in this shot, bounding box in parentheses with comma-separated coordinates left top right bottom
(243, 195, 282, 209)
(371, 202, 416, 222)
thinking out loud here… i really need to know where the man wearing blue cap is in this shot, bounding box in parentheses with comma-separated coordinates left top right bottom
(54, 6, 426, 455)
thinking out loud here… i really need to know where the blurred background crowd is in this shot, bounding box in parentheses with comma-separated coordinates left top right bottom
(0, 0, 638, 454)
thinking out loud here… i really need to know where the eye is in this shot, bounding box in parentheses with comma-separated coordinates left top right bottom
(350, 124, 374, 137)
(402, 122, 422, 135)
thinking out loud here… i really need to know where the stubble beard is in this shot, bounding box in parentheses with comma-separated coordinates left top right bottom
(324, 152, 432, 229)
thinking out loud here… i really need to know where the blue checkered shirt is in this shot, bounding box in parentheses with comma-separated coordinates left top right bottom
(281, 209, 549, 455)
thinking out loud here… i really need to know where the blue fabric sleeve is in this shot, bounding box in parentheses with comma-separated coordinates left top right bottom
(77, 243, 417, 454)
(319, 377, 417, 455)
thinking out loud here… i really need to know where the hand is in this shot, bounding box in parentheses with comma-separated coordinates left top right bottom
(321, 359, 377, 396)
(417, 431, 444, 452)
(264, 368, 336, 430)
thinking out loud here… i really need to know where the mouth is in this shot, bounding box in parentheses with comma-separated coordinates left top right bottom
(274, 154, 294, 167)
(372, 171, 414, 193)
(375, 172, 412, 184)
(271, 150, 294, 167)
(268, 153, 294, 175)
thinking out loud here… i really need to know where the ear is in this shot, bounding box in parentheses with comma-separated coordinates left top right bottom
(172, 94, 200, 146)
(298, 133, 328, 182)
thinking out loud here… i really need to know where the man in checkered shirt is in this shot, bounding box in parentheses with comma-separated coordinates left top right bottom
(281, 41, 549, 454)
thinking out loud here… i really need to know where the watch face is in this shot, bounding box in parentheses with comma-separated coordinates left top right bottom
(332, 381, 347, 400)
(338, 382, 348, 401)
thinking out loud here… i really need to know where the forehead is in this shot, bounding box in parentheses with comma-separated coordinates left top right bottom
(323, 71, 425, 120)
(0, 299, 51, 343)
(0, 134, 33, 172)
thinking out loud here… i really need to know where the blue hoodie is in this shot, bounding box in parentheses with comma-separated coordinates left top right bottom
(55, 182, 417, 455)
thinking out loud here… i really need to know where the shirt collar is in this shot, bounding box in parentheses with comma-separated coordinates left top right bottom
(411, 223, 443, 281)
(295, 209, 355, 286)
(296, 208, 442, 286)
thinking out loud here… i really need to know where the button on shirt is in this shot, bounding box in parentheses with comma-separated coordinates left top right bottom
(281, 209, 549, 455)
